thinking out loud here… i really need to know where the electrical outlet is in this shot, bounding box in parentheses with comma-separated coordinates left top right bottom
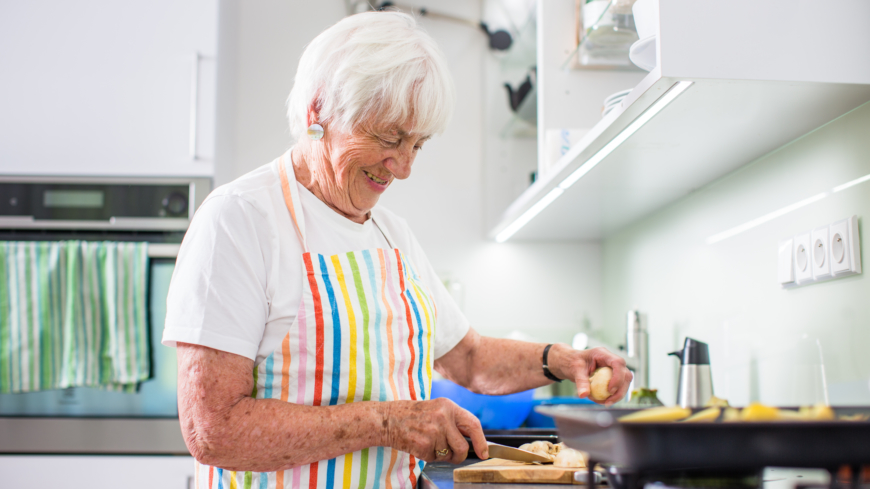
(793, 233, 812, 284)
(781, 215, 861, 288)
(811, 226, 831, 279)
(830, 219, 852, 275)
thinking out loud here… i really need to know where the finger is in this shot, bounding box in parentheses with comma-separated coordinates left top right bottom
(443, 423, 470, 464)
(574, 363, 591, 399)
(454, 407, 488, 459)
(604, 369, 634, 405)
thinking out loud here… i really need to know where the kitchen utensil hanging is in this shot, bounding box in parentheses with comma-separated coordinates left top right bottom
(374, 2, 513, 51)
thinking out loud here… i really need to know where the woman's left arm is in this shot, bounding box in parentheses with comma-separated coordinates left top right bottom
(434, 329, 632, 405)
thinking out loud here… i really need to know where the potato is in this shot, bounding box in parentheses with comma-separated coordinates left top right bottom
(589, 367, 613, 401)
(619, 406, 692, 423)
(682, 407, 720, 423)
(553, 448, 587, 468)
(519, 441, 555, 461)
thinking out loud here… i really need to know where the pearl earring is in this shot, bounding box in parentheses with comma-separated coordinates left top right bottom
(307, 123, 324, 141)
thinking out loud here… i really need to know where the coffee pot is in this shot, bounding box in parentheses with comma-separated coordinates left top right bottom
(669, 338, 713, 408)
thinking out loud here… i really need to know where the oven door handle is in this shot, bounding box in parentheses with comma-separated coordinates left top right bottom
(149, 243, 180, 258)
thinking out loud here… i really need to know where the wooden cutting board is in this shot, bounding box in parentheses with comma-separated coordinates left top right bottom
(453, 458, 590, 484)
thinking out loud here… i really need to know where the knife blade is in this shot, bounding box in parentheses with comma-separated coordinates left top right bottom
(485, 442, 552, 463)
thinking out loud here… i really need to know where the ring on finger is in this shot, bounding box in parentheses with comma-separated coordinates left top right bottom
(435, 448, 450, 457)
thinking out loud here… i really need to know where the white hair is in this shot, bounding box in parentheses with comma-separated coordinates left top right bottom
(286, 11, 455, 140)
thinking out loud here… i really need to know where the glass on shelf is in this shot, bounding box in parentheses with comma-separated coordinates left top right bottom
(564, 0, 641, 70)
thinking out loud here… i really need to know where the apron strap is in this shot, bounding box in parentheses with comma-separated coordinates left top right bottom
(278, 148, 397, 252)
(278, 150, 309, 253)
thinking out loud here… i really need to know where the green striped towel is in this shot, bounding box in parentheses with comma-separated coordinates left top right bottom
(0, 241, 151, 393)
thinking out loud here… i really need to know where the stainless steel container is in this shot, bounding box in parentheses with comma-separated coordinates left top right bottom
(669, 337, 713, 408)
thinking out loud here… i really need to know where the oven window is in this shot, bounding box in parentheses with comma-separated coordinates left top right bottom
(0, 261, 178, 417)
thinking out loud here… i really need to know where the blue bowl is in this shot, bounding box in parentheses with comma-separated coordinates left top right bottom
(430, 379, 535, 430)
(525, 397, 596, 428)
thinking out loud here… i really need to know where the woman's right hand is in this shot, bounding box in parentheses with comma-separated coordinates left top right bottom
(383, 398, 489, 464)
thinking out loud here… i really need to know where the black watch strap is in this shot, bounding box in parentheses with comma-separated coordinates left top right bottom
(542, 344, 562, 382)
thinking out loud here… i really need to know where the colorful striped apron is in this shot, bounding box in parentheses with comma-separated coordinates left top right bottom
(196, 154, 438, 489)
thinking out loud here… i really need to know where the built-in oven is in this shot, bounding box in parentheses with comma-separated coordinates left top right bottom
(0, 176, 210, 454)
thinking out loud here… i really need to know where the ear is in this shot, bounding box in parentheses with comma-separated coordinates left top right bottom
(306, 98, 322, 127)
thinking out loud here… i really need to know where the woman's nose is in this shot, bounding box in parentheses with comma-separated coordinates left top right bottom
(384, 149, 413, 180)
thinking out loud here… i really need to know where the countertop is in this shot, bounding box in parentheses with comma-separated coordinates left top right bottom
(420, 460, 590, 489)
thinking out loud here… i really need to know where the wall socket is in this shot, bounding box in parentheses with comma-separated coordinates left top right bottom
(778, 215, 861, 288)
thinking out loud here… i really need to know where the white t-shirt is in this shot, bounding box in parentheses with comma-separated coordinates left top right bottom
(162, 159, 470, 365)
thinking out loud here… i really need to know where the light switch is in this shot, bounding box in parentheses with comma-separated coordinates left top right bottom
(830, 219, 851, 275)
(811, 226, 831, 279)
(793, 233, 812, 284)
(778, 238, 794, 285)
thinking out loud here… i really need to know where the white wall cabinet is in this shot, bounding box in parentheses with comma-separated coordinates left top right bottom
(0, 0, 217, 177)
(491, 0, 870, 242)
(0, 455, 196, 489)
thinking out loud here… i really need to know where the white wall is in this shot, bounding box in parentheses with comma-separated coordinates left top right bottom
(601, 102, 870, 407)
(214, 0, 604, 344)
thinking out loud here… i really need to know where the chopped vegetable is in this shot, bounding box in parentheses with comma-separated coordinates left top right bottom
(740, 402, 781, 421)
(704, 396, 730, 408)
(627, 388, 665, 407)
(619, 406, 693, 423)
(589, 367, 613, 401)
(683, 407, 721, 423)
(553, 448, 587, 468)
(722, 407, 741, 422)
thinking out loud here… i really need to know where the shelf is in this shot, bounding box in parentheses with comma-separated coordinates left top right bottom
(491, 0, 870, 242)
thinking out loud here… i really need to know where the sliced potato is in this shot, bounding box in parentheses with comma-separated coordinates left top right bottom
(704, 396, 730, 408)
(589, 367, 613, 401)
(722, 407, 741, 422)
(553, 448, 587, 468)
(683, 407, 721, 423)
(740, 402, 781, 421)
(619, 406, 692, 423)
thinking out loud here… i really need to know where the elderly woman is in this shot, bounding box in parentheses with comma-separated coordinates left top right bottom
(162, 10, 631, 489)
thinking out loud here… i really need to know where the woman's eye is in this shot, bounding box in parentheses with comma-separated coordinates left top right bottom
(379, 138, 399, 147)
(414, 145, 423, 151)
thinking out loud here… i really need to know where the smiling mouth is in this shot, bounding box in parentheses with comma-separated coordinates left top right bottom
(364, 170, 389, 185)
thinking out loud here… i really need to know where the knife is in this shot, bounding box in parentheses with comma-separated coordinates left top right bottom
(485, 442, 552, 463)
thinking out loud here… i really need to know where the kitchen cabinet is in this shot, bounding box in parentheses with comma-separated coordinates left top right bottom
(491, 0, 870, 241)
(0, 0, 218, 177)
(0, 455, 195, 489)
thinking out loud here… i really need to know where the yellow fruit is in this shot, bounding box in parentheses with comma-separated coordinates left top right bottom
(683, 407, 721, 423)
(619, 406, 693, 423)
(740, 402, 781, 421)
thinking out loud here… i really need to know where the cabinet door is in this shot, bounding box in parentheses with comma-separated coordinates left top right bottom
(0, 0, 217, 177)
(0, 455, 196, 489)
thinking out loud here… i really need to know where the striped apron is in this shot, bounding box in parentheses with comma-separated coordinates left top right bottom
(196, 154, 437, 489)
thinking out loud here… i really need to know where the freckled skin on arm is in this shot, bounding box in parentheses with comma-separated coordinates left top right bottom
(435, 329, 632, 405)
(177, 342, 489, 471)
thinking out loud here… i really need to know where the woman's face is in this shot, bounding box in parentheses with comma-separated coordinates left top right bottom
(310, 120, 430, 223)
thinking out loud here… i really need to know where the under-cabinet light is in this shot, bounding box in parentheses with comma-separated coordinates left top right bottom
(706, 170, 870, 245)
(494, 80, 694, 242)
(495, 188, 564, 243)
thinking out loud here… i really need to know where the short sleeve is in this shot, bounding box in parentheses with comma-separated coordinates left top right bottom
(403, 228, 470, 359)
(161, 195, 271, 361)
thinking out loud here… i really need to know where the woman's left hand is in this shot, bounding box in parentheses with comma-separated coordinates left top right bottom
(549, 345, 633, 405)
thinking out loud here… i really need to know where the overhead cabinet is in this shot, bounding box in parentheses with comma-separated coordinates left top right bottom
(491, 0, 870, 241)
(0, 0, 218, 177)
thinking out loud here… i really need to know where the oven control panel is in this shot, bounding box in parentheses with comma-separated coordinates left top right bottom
(0, 177, 211, 231)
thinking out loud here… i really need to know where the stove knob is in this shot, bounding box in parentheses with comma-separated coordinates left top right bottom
(162, 192, 188, 217)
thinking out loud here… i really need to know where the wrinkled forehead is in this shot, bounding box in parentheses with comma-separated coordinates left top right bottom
(361, 116, 433, 141)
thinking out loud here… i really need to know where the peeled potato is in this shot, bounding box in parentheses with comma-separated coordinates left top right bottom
(683, 407, 721, 423)
(619, 406, 692, 423)
(589, 367, 613, 401)
(519, 441, 555, 460)
(553, 448, 587, 468)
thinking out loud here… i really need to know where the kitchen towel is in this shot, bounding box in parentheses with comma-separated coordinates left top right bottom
(0, 241, 151, 393)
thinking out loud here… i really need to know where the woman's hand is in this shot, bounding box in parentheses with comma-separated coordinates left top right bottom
(383, 398, 489, 464)
(550, 345, 633, 405)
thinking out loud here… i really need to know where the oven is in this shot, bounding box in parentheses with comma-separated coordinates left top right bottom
(0, 175, 210, 454)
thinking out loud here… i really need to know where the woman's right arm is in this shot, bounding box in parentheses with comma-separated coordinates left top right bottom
(177, 342, 488, 472)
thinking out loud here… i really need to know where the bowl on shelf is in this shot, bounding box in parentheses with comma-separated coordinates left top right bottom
(629, 35, 657, 71)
